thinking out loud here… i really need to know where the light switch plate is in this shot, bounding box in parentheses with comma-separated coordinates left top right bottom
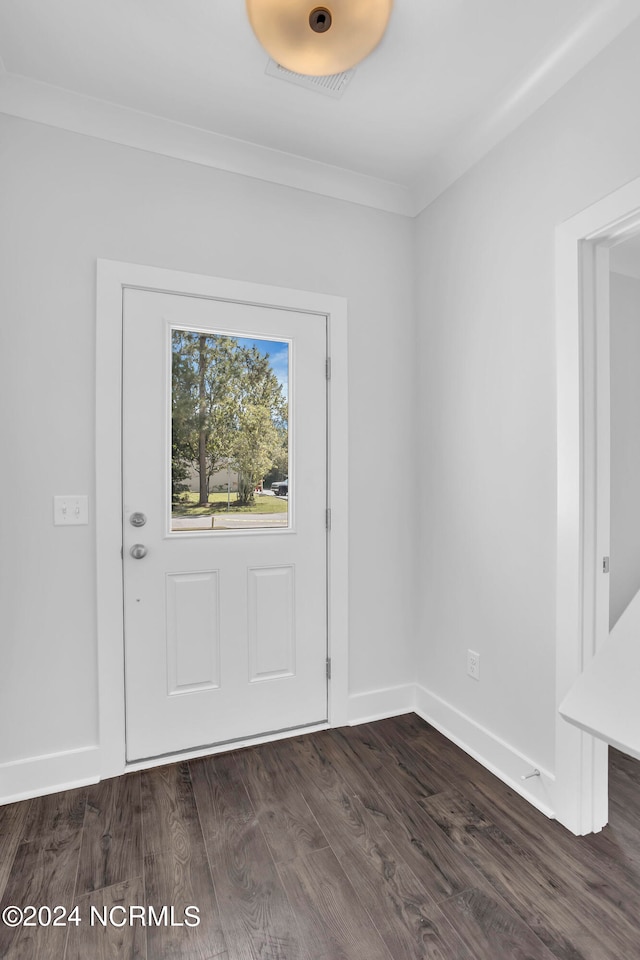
(53, 495, 89, 525)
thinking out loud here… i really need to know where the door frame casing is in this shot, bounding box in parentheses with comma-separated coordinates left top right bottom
(555, 178, 640, 834)
(96, 259, 348, 779)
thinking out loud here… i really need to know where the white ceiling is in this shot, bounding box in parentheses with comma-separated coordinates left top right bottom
(1, 0, 640, 214)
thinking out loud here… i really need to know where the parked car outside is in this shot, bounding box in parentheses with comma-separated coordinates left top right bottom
(271, 477, 288, 496)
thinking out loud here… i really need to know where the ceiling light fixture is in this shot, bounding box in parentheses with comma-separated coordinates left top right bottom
(246, 0, 394, 77)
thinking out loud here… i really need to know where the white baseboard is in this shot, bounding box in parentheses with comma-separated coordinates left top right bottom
(0, 687, 556, 821)
(414, 684, 556, 819)
(348, 684, 415, 725)
(0, 746, 100, 806)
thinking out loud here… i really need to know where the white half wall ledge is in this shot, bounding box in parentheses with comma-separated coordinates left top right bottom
(414, 685, 556, 821)
(0, 73, 413, 218)
(0, 746, 100, 806)
(559, 586, 640, 760)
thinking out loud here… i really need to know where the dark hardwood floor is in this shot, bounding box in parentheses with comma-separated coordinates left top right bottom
(1, 715, 639, 959)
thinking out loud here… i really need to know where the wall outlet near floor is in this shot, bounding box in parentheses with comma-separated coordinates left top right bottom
(467, 649, 480, 680)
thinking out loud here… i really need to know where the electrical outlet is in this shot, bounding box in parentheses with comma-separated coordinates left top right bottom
(467, 649, 480, 680)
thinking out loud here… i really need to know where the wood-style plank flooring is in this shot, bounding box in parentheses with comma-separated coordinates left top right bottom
(1, 715, 639, 959)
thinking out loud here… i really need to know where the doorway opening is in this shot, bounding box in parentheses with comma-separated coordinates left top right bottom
(555, 180, 640, 834)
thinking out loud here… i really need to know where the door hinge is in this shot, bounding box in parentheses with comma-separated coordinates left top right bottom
(326, 357, 332, 380)
(326, 658, 332, 680)
(326, 507, 332, 531)
(603, 556, 610, 573)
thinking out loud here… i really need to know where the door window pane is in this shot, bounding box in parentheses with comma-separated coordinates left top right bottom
(171, 330, 289, 532)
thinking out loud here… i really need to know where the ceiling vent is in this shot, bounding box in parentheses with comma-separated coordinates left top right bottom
(265, 59, 354, 98)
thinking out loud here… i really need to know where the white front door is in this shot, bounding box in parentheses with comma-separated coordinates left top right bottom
(122, 288, 328, 761)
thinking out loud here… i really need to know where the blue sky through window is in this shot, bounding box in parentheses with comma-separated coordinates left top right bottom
(237, 337, 289, 400)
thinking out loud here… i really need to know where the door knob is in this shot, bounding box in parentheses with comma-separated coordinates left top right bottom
(130, 543, 148, 559)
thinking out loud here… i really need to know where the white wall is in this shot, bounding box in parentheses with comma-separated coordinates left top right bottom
(414, 17, 640, 775)
(609, 271, 640, 628)
(610, 237, 640, 280)
(7, 15, 640, 809)
(0, 115, 416, 782)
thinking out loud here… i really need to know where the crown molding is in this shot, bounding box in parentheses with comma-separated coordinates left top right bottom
(0, 73, 414, 217)
(2, 0, 639, 220)
(411, 0, 640, 213)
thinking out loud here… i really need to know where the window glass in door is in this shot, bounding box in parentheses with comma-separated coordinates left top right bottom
(171, 330, 290, 533)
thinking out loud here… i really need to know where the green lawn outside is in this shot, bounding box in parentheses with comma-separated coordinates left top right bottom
(172, 491, 288, 517)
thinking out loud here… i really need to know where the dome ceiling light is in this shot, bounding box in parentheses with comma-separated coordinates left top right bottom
(245, 0, 394, 77)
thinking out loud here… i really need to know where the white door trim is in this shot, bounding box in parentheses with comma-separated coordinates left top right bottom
(555, 178, 640, 834)
(96, 259, 349, 778)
